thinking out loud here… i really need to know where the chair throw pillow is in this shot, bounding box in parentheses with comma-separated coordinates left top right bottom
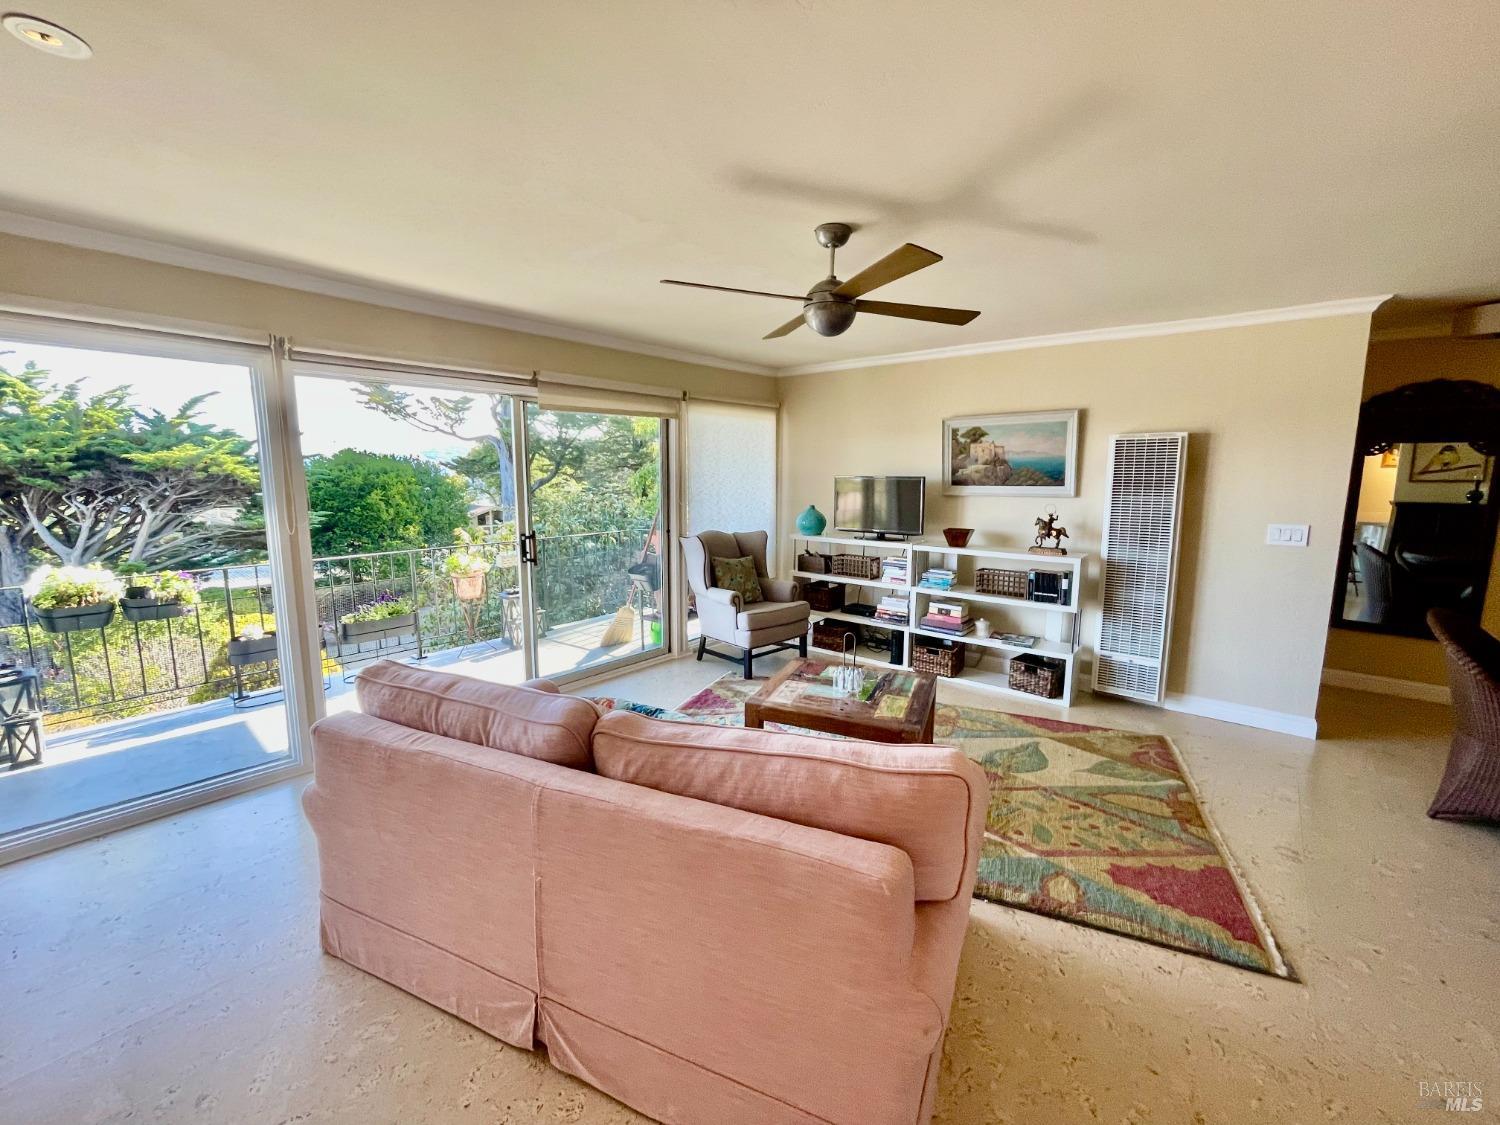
(711, 555, 764, 605)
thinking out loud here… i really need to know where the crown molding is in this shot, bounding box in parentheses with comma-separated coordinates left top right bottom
(776, 295, 1394, 377)
(0, 210, 776, 377)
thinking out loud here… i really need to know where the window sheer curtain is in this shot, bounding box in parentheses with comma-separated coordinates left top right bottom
(685, 400, 778, 543)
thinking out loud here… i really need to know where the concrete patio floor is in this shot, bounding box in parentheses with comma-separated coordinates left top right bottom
(0, 612, 658, 839)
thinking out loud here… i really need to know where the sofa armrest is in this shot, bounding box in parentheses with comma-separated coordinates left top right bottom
(520, 677, 560, 693)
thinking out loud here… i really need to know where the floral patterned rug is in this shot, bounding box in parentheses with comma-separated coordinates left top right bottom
(593, 672, 1293, 979)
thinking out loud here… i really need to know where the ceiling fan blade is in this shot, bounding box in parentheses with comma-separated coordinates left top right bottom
(833, 243, 942, 298)
(855, 299, 981, 326)
(763, 314, 806, 340)
(661, 279, 806, 301)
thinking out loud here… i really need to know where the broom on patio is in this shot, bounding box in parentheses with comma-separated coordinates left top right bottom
(599, 603, 636, 646)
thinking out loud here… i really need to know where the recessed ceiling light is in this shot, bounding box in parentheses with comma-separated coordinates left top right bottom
(3, 13, 91, 59)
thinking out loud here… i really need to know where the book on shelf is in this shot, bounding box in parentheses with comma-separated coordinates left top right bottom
(926, 600, 969, 620)
(920, 616, 973, 636)
(879, 557, 910, 584)
(918, 567, 955, 590)
(874, 594, 910, 626)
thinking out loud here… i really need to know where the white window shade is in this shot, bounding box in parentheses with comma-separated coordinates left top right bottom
(685, 400, 777, 540)
(536, 371, 681, 417)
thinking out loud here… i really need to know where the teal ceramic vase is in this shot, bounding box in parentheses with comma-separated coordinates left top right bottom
(797, 505, 828, 535)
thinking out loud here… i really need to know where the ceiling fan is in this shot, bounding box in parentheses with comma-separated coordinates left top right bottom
(661, 223, 981, 340)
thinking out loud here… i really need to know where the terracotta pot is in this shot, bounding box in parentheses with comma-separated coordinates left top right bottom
(451, 572, 486, 602)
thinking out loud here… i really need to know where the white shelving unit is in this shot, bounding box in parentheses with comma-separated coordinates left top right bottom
(790, 534, 1086, 707)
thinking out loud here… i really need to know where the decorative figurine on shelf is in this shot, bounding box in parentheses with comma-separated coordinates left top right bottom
(797, 504, 828, 535)
(1030, 506, 1070, 555)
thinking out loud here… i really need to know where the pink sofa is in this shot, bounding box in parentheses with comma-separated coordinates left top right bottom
(303, 661, 987, 1125)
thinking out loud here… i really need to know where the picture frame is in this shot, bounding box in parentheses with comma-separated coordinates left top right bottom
(1405, 441, 1491, 485)
(943, 409, 1079, 496)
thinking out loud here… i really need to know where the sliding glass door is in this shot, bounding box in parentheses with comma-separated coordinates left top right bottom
(527, 404, 667, 678)
(0, 324, 306, 856)
(289, 370, 672, 691)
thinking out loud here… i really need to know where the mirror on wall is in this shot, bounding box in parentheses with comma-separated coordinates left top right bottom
(1333, 380, 1500, 638)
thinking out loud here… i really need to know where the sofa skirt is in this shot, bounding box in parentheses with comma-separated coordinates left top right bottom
(319, 895, 537, 1049)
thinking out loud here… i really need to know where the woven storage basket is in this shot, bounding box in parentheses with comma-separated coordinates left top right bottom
(804, 580, 845, 612)
(975, 568, 1029, 598)
(912, 640, 965, 677)
(832, 554, 882, 580)
(812, 620, 859, 652)
(1009, 653, 1065, 698)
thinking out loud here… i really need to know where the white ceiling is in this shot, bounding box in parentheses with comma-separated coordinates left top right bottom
(2, 1, 1498, 371)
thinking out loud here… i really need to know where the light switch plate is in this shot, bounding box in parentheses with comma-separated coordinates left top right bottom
(1266, 523, 1310, 547)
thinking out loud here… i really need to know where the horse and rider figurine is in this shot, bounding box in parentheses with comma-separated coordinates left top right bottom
(1030, 510, 1069, 555)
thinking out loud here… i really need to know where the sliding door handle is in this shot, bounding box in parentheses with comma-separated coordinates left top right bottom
(521, 532, 539, 566)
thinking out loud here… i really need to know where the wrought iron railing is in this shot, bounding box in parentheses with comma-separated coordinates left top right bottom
(0, 527, 655, 730)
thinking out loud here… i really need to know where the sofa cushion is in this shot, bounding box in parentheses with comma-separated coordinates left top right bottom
(356, 660, 597, 768)
(591, 710, 985, 901)
(736, 600, 809, 631)
(711, 555, 764, 604)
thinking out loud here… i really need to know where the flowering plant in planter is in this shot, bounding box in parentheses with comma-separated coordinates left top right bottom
(25, 564, 125, 634)
(444, 527, 498, 603)
(344, 593, 414, 622)
(338, 592, 418, 647)
(122, 570, 201, 622)
(25, 564, 124, 610)
(142, 571, 200, 605)
(442, 527, 494, 577)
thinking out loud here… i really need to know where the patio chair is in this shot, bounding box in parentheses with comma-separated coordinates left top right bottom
(680, 530, 808, 678)
(0, 668, 44, 769)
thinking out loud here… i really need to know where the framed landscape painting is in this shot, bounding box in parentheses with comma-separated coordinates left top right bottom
(943, 409, 1079, 496)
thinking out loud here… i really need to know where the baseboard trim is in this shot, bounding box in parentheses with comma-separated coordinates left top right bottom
(1161, 693, 1319, 740)
(1320, 668, 1451, 704)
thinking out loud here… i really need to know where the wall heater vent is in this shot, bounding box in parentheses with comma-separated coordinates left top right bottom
(1093, 432, 1188, 704)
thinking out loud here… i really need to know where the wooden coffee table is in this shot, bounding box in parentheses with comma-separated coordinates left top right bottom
(744, 659, 938, 744)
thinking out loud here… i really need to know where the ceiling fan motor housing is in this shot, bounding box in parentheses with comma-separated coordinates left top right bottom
(803, 278, 857, 336)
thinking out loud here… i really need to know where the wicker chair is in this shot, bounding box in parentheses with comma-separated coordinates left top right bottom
(1425, 609, 1500, 822)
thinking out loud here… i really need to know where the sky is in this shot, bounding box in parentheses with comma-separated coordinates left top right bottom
(1, 339, 485, 462)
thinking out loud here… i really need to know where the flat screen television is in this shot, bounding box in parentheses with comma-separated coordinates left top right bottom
(834, 476, 926, 539)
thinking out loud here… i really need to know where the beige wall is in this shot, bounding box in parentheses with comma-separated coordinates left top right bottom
(0, 233, 777, 403)
(1324, 336, 1500, 685)
(779, 315, 1375, 722)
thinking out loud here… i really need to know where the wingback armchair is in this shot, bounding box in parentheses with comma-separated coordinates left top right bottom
(681, 530, 809, 677)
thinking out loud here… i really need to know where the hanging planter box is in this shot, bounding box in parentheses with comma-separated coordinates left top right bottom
(338, 612, 417, 645)
(451, 572, 486, 602)
(121, 597, 193, 623)
(34, 602, 117, 634)
(228, 632, 280, 668)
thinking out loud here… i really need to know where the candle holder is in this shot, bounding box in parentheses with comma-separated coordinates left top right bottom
(831, 632, 865, 696)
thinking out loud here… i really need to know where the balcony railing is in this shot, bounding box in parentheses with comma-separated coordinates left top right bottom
(0, 527, 655, 731)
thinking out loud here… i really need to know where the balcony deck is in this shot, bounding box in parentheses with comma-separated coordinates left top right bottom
(0, 611, 654, 840)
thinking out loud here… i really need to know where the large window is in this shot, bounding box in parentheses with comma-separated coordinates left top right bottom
(0, 315, 687, 861)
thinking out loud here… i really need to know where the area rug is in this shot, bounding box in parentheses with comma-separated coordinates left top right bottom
(594, 673, 1294, 979)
